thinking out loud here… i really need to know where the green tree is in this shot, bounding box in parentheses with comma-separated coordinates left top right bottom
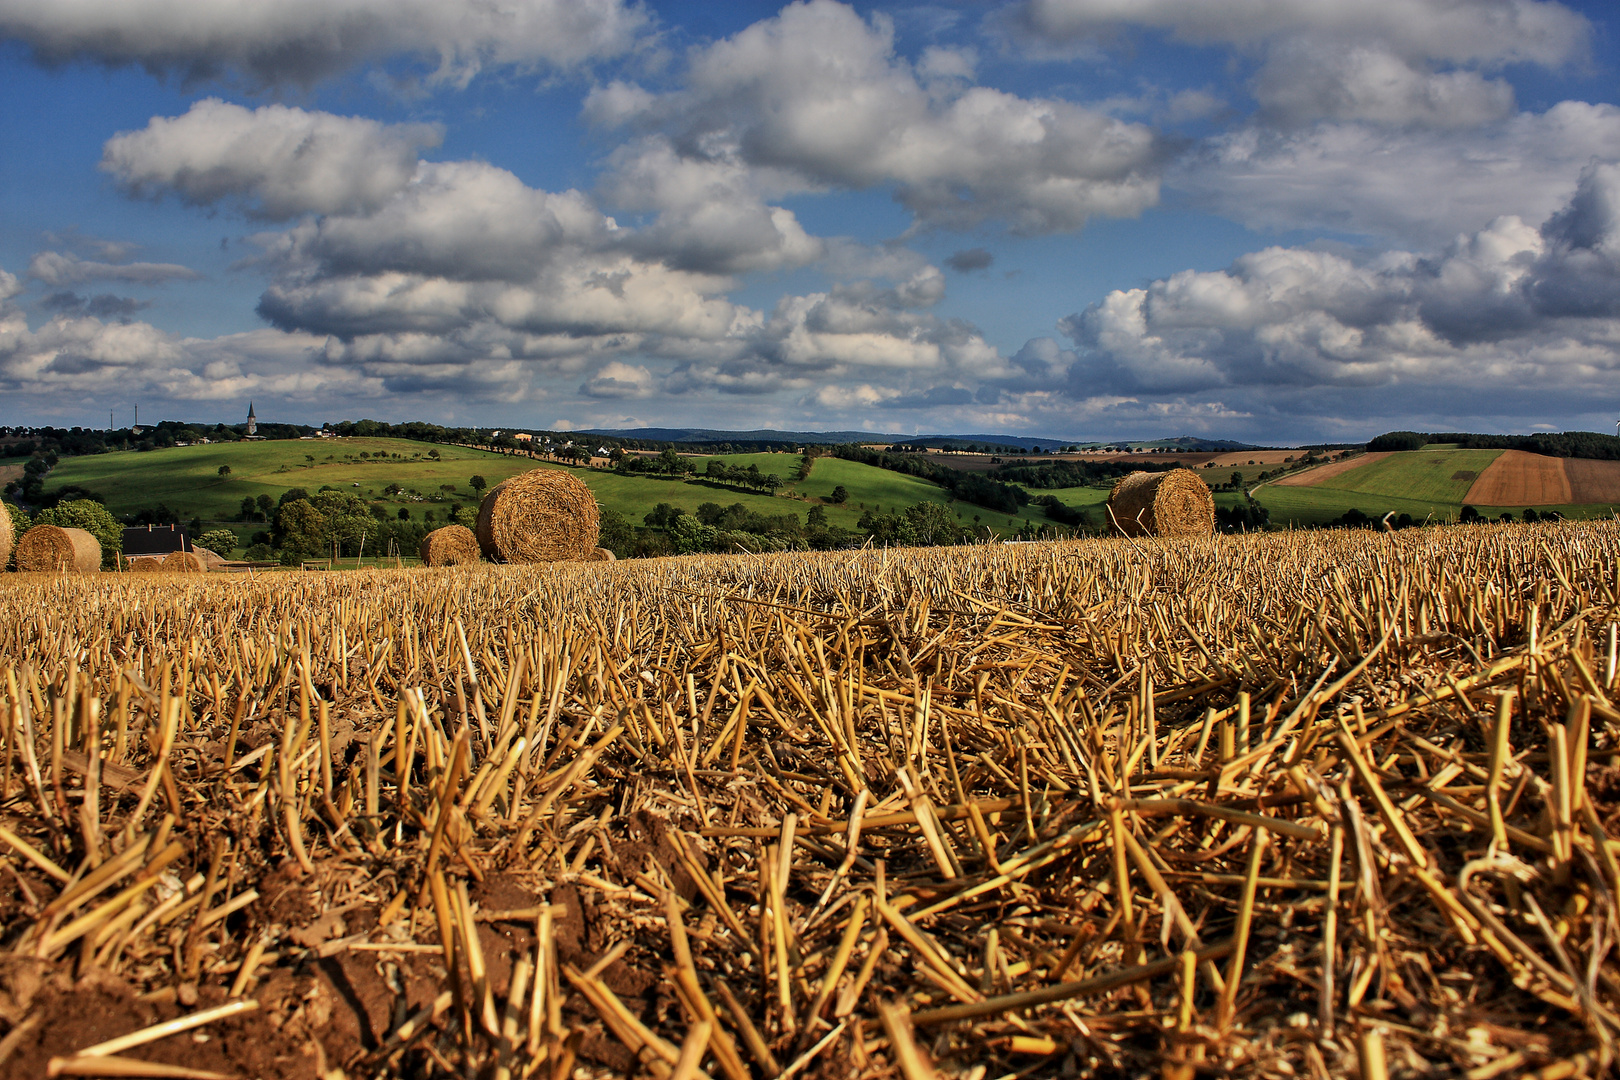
(239, 496, 257, 521)
(3, 501, 30, 569)
(901, 502, 963, 547)
(450, 505, 479, 528)
(829, 485, 849, 504)
(274, 500, 327, 557)
(807, 504, 828, 528)
(597, 506, 633, 558)
(197, 529, 239, 556)
(217, 464, 232, 477)
(762, 473, 783, 494)
(469, 474, 487, 494)
(36, 499, 122, 567)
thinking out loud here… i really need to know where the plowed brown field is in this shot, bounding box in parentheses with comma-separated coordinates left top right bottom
(1566, 457, 1620, 502)
(1271, 452, 1389, 486)
(1465, 450, 1571, 505)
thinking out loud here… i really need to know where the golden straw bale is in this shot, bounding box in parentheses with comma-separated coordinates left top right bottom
(1106, 469, 1215, 538)
(126, 557, 164, 573)
(588, 547, 616, 562)
(0, 501, 10, 570)
(191, 546, 227, 570)
(15, 525, 101, 572)
(475, 469, 600, 563)
(420, 524, 482, 567)
(162, 550, 208, 573)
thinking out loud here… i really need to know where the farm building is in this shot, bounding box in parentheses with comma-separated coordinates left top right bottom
(120, 523, 191, 564)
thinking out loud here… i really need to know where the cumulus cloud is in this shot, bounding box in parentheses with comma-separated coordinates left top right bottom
(0, 305, 378, 402)
(0, 0, 647, 88)
(39, 292, 153, 319)
(587, 0, 1162, 234)
(1055, 162, 1620, 424)
(580, 360, 655, 398)
(1173, 102, 1620, 244)
(1012, 0, 1586, 130)
(28, 250, 200, 287)
(597, 139, 823, 273)
(1017, 0, 1587, 63)
(103, 99, 443, 219)
(1251, 42, 1516, 129)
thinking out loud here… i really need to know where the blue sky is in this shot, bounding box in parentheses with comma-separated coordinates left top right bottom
(1, 0, 1618, 443)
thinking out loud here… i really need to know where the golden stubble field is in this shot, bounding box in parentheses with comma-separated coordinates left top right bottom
(1, 526, 1618, 1079)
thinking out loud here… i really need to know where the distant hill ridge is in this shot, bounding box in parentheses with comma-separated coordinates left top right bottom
(1368, 430, 1620, 459)
(583, 427, 1264, 452)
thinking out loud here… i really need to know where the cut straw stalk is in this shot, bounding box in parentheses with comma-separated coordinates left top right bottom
(69, 1000, 258, 1059)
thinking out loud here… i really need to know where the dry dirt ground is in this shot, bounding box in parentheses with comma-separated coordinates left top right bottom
(1270, 453, 1390, 487)
(1465, 450, 1571, 505)
(1564, 457, 1620, 503)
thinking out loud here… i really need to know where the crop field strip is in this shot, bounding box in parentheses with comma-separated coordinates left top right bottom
(1, 526, 1619, 1078)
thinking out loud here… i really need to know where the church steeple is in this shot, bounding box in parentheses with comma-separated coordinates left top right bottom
(246, 401, 257, 436)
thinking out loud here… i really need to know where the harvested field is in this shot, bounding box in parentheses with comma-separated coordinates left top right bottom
(1, 526, 1619, 1079)
(1202, 449, 1298, 467)
(1565, 457, 1620, 504)
(1270, 452, 1390, 487)
(1466, 449, 1572, 506)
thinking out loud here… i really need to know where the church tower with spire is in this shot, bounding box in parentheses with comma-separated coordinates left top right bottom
(246, 402, 257, 437)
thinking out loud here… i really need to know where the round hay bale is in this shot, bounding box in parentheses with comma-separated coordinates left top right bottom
(127, 557, 164, 573)
(475, 470, 600, 564)
(0, 501, 11, 570)
(15, 525, 101, 573)
(162, 550, 208, 573)
(191, 546, 227, 570)
(587, 547, 616, 562)
(1105, 469, 1215, 538)
(420, 524, 482, 567)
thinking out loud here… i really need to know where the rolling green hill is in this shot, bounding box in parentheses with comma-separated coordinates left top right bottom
(36, 438, 1072, 549)
(1309, 448, 1502, 502)
(1251, 448, 1574, 527)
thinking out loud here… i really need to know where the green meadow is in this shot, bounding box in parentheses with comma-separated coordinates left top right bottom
(38, 438, 1076, 545)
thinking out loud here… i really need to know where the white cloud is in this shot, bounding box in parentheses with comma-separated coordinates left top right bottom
(0, 304, 378, 402)
(1056, 162, 1620, 422)
(580, 360, 655, 398)
(1013, 0, 1586, 131)
(587, 0, 1161, 234)
(27, 250, 200, 287)
(1016, 0, 1588, 66)
(1174, 102, 1620, 244)
(597, 139, 823, 273)
(1251, 41, 1515, 129)
(102, 99, 443, 220)
(0, 0, 647, 88)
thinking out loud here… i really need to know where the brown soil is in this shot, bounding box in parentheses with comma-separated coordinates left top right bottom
(1465, 450, 1571, 506)
(1272, 453, 1391, 487)
(1203, 450, 1300, 466)
(1, 971, 318, 1080)
(1564, 458, 1620, 504)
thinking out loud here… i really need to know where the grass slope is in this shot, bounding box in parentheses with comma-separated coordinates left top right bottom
(40, 439, 1065, 545)
(45, 439, 524, 533)
(1256, 486, 1465, 528)
(1255, 449, 1506, 526)
(1311, 449, 1502, 501)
